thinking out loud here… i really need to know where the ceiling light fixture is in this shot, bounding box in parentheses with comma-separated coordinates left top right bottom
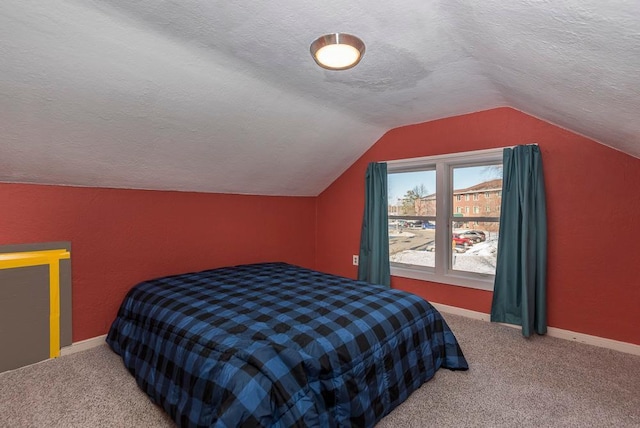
(310, 33, 365, 70)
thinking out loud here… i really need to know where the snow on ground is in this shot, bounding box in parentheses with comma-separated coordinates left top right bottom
(464, 239, 498, 257)
(391, 239, 498, 275)
(389, 231, 415, 238)
(391, 250, 435, 266)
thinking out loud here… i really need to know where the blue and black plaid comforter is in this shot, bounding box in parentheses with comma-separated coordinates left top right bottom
(106, 263, 468, 427)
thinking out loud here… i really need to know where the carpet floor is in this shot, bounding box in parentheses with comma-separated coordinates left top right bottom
(1, 313, 639, 427)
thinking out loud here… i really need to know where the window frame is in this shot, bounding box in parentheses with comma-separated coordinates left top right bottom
(387, 147, 504, 291)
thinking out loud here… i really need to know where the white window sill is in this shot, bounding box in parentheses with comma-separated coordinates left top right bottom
(391, 265, 495, 291)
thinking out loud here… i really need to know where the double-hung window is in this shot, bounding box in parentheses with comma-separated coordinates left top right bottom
(387, 148, 503, 290)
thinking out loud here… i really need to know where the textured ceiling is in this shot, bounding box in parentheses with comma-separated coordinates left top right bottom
(1, 1, 638, 196)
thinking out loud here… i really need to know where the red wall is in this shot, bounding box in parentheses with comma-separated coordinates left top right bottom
(316, 107, 640, 345)
(0, 184, 316, 341)
(3, 107, 639, 347)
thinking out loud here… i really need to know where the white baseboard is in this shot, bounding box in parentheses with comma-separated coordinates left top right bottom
(431, 302, 640, 356)
(60, 334, 107, 356)
(431, 303, 491, 322)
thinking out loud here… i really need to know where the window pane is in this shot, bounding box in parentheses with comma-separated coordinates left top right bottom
(451, 165, 502, 275)
(388, 171, 436, 216)
(451, 221, 500, 274)
(389, 218, 436, 267)
(452, 165, 502, 215)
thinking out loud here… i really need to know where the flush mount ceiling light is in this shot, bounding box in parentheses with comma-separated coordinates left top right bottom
(310, 33, 365, 70)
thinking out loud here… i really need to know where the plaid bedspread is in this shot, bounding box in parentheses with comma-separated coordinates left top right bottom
(106, 263, 467, 427)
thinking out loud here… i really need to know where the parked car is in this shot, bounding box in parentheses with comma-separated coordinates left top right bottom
(457, 230, 485, 243)
(422, 222, 436, 229)
(452, 233, 474, 247)
(469, 230, 486, 240)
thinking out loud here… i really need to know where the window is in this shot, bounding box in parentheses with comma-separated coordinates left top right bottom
(387, 148, 503, 290)
(485, 191, 490, 198)
(473, 193, 479, 201)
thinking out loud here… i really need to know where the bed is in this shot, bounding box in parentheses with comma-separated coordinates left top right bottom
(106, 262, 468, 427)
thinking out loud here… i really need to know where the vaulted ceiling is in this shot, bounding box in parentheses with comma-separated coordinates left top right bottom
(1, 1, 638, 196)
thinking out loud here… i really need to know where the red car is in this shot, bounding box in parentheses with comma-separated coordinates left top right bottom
(452, 234, 473, 247)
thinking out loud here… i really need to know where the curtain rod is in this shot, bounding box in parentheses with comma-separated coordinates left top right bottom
(383, 144, 537, 166)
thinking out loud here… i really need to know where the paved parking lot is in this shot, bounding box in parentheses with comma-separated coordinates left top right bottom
(389, 227, 435, 255)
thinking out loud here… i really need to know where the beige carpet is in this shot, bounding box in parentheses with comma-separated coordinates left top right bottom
(1, 314, 639, 427)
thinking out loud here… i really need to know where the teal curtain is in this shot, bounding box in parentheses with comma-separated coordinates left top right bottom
(491, 145, 547, 337)
(358, 162, 391, 287)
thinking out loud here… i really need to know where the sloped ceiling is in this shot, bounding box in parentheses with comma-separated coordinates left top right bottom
(1, 1, 638, 196)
